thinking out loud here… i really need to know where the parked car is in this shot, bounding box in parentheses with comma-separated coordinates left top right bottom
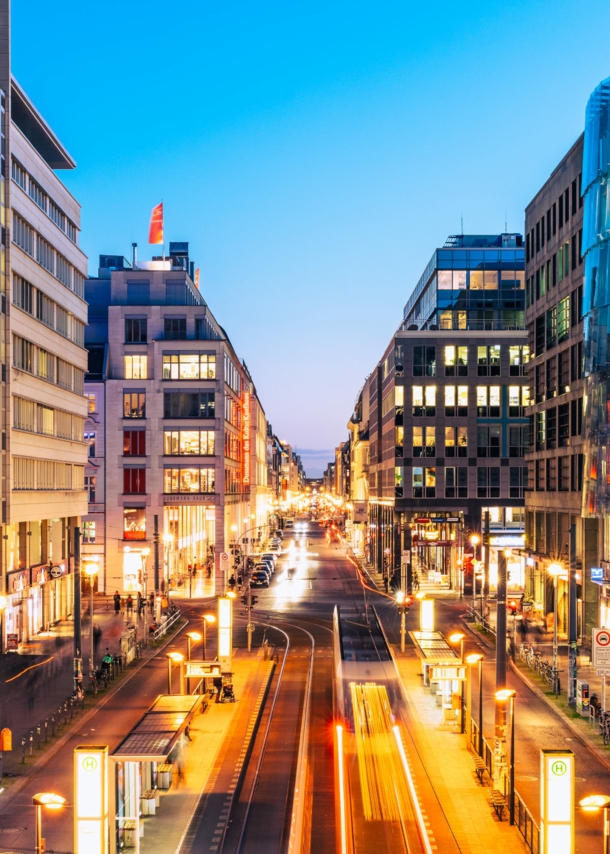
(267, 544, 282, 555)
(251, 570, 269, 588)
(261, 553, 278, 567)
(254, 563, 273, 579)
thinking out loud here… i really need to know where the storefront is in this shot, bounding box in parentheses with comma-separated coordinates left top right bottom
(163, 502, 216, 592)
(410, 514, 464, 590)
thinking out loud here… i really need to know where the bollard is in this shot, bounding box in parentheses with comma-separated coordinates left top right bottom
(28, 730, 33, 756)
(36, 725, 41, 748)
(21, 736, 26, 763)
(51, 713, 55, 736)
(70, 696, 75, 718)
(44, 718, 48, 742)
(64, 700, 68, 716)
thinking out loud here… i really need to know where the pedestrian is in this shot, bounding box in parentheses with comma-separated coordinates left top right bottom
(228, 575, 236, 591)
(149, 592, 155, 614)
(93, 624, 103, 655)
(102, 648, 113, 677)
(237, 572, 243, 589)
(517, 617, 528, 645)
(126, 594, 133, 616)
(137, 591, 144, 617)
(412, 570, 420, 591)
(113, 591, 121, 615)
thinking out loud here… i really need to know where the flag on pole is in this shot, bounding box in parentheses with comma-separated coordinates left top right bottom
(194, 267, 200, 289)
(148, 202, 164, 244)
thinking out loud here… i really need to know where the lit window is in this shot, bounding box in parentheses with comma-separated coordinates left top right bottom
(86, 393, 97, 413)
(124, 355, 147, 379)
(162, 353, 216, 380)
(82, 520, 96, 544)
(395, 386, 404, 406)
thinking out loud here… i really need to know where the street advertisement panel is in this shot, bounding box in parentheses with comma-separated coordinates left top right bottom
(218, 596, 232, 672)
(74, 745, 108, 854)
(540, 749, 574, 854)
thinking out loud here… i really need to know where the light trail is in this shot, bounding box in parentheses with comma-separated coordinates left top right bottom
(392, 725, 434, 854)
(336, 724, 349, 854)
(5, 656, 54, 682)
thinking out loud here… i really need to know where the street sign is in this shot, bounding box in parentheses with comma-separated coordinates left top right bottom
(431, 666, 466, 681)
(596, 669, 610, 677)
(6, 634, 18, 651)
(50, 566, 62, 579)
(415, 518, 430, 523)
(185, 662, 222, 678)
(592, 628, 610, 668)
(220, 552, 230, 566)
(447, 517, 460, 523)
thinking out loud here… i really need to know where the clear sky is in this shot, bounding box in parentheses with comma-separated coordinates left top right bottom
(12, 0, 610, 476)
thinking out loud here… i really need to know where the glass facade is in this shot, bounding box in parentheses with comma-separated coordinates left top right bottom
(403, 235, 525, 331)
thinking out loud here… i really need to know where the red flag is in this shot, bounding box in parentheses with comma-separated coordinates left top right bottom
(148, 202, 163, 244)
(194, 267, 200, 289)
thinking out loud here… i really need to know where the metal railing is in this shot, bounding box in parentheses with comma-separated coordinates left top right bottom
(152, 607, 181, 641)
(469, 718, 540, 853)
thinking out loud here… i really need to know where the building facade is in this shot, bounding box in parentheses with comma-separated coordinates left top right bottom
(83, 246, 268, 595)
(1, 4, 88, 648)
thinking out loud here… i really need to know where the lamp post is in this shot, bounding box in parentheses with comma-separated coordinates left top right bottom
(495, 689, 516, 825)
(83, 562, 99, 676)
(548, 562, 565, 696)
(470, 535, 480, 617)
(466, 653, 483, 750)
(449, 632, 466, 733)
(396, 590, 408, 653)
(167, 651, 185, 694)
(186, 631, 202, 662)
(33, 792, 66, 854)
(580, 795, 610, 854)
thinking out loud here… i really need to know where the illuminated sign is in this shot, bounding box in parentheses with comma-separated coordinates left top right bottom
(431, 666, 466, 681)
(420, 599, 435, 632)
(540, 749, 574, 854)
(218, 596, 233, 671)
(242, 390, 251, 486)
(591, 567, 604, 584)
(185, 662, 222, 678)
(490, 535, 525, 547)
(74, 745, 108, 854)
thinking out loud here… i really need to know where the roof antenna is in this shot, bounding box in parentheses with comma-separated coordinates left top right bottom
(132, 242, 138, 269)
(504, 212, 508, 233)
(460, 215, 464, 236)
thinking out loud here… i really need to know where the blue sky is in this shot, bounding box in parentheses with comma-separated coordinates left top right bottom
(12, 1, 610, 475)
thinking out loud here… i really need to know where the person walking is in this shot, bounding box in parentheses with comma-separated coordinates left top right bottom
(126, 594, 133, 617)
(93, 624, 103, 656)
(137, 591, 144, 617)
(113, 591, 121, 615)
(149, 592, 155, 615)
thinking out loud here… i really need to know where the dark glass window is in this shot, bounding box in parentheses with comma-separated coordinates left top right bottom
(124, 429, 146, 455)
(123, 467, 146, 494)
(413, 346, 436, 377)
(164, 318, 187, 340)
(163, 391, 215, 418)
(125, 318, 147, 343)
(127, 282, 150, 304)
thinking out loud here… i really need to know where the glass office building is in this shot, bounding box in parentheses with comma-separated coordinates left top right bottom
(402, 234, 525, 331)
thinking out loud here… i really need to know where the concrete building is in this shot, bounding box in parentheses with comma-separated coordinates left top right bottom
(83, 245, 268, 595)
(523, 133, 596, 641)
(346, 378, 371, 557)
(1, 2, 88, 647)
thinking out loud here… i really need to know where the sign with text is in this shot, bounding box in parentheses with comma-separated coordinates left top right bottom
(430, 666, 466, 682)
(74, 745, 108, 854)
(242, 390, 251, 487)
(592, 628, 610, 668)
(540, 749, 574, 854)
(185, 662, 222, 678)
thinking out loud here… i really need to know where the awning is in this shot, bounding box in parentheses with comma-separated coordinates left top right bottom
(409, 630, 461, 664)
(111, 694, 202, 763)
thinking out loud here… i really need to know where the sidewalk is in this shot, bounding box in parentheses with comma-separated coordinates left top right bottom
(394, 650, 528, 854)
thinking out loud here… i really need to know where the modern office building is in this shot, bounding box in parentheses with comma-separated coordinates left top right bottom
(363, 235, 528, 593)
(1, 2, 88, 648)
(83, 245, 268, 595)
(523, 133, 597, 640)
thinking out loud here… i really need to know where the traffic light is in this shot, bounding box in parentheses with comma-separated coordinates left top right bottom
(508, 599, 518, 616)
(241, 594, 248, 606)
(250, 595, 258, 607)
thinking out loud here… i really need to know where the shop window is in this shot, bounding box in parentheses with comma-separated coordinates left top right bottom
(445, 426, 468, 457)
(124, 429, 146, 456)
(124, 507, 146, 540)
(413, 346, 436, 377)
(123, 467, 146, 494)
(82, 521, 96, 544)
(123, 392, 146, 418)
(445, 467, 467, 498)
(124, 355, 147, 380)
(476, 386, 500, 417)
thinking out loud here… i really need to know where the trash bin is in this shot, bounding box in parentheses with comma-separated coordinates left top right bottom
(157, 763, 173, 789)
(577, 680, 590, 716)
(140, 790, 156, 815)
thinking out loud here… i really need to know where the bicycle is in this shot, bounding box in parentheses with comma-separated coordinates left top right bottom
(600, 711, 610, 746)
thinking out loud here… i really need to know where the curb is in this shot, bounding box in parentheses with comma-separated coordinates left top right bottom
(458, 614, 610, 775)
(0, 618, 190, 807)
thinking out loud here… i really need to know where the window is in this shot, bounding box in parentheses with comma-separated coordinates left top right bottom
(536, 459, 545, 491)
(394, 344, 404, 376)
(395, 425, 404, 456)
(163, 430, 215, 455)
(56, 254, 71, 288)
(12, 212, 35, 256)
(445, 426, 468, 457)
(412, 426, 435, 457)
(13, 335, 33, 372)
(123, 468, 146, 494)
(546, 458, 557, 491)
(37, 235, 55, 274)
(48, 200, 65, 231)
(195, 317, 220, 340)
(509, 345, 529, 376)
(476, 386, 500, 417)
(413, 467, 435, 498)
(535, 315, 545, 356)
(86, 431, 96, 456)
(546, 306, 557, 349)
(444, 345, 468, 376)
(395, 385, 404, 426)
(162, 353, 216, 380)
(412, 386, 436, 417)
(127, 282, 150, 304)
(547, 407, 557, 447)
(13, 275, 33, 314)
(124, 507, 146, 540)
(37, 291, 54, 328)
(477, 346, 501, 376)
(546, 357, 557, 399)
(571, 397, 583, 436)
(508, 426, 527, 457)
(477, 425, 500, 457)
(509, 467, 527, 498)
(85, 475, 96, 502)
(558, 403, 570, 447)
(164, 318, 187, 340)
(477, 467, 500, 498)
(571, 454, 584, 491)
(558, 457, 570, 491)
(445, 467, 467, 498)
(124, 355, 148, 379)
(163, 391, 215, 418)
(125, 318, 147, 343)
(535, 363, 545, 403)
(166, 282, 192, 305)
(82, 521, 96, 544)
(444, 385, 468, 417)
(11, 157, 26, 189)
(123, 392, 146, 418)
(163, 466, 215, 493)
(508, 385, 528, 417)
(558, 297, 570, 342)
(558, 350, 570, 394)
(413, 346, 436, 377)
(536, 411, 546, 449)
(123, 429, 146, 456)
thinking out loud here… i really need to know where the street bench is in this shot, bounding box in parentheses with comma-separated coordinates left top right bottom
(473, 756, 489, 785)
(489, 789, 507, 820)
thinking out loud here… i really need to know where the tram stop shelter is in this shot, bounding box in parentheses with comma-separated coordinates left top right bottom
(409, 630, 465, 723)
(110, 693, 203, 852)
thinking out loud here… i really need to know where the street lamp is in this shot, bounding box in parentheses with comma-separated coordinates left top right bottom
(548, 562, 566, 695)
(33, 792, 66, 854)
(495, 688, 516, 825)
(580, 795, 610, 854)
(470, 534, 481, 617)
(396, 591, 410, 653)
(449, 633, 466, 732)
(84, 562, 99, 677)
(166, 651, 185, 694)
(186, 631, 202, 661)
(466, 653, 483, 752)
(163, 533, 174, 594)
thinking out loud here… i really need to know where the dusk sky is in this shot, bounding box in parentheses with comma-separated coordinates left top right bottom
(13, 0, 610, 475)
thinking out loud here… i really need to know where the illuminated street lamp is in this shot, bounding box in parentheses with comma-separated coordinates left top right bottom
(395, 591, 411, 653)
(547, 562, 566, 695)
(186, 631, 202, 661)
(166, 651, 185, 694)
(84, 561, 99, 676)
(495, 688, 516, 825)
(33, 792, 66, 854)
(466, 653, 484, 753)
(449, 632, 466, 733)
(580, 795, 610, 854)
